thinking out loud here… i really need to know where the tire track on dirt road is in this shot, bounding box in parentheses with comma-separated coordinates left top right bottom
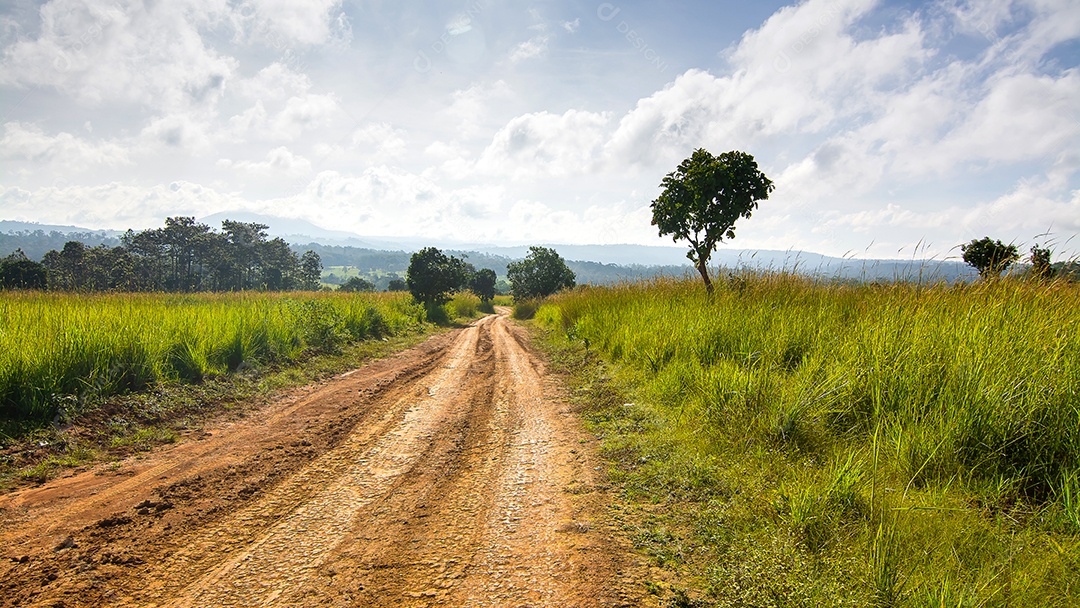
(1, 310, 649, 607)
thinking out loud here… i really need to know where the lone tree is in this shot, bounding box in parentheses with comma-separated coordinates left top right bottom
(651, 148, 774, 292)
(506, 246, 575, 300)
(1029, 244, 1055, 280)
(406, 247, 468, 307)
(961, 237, 1019, 280)
(471, 268, 497, 303)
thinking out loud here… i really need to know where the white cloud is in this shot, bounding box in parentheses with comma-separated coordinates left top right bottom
(218, 146, 312, 178)
(603, 70, 731, 168)
(349, 123, 407, 159)
(139, 113, 215, 152)
(226, 102, 271, 140)
(508, 35, 549, 62)
(227, 93, 341, 142)
(0, 122, 130, 170)
(442, 80, 515, 139)
(810, 173, 1080, 255)
(0, 179, 248, 229)
(477, 109, 612, 178)
(562, 18, 580, 34)
(935, 70, 1080, 166)
(312, 122, 408, 165)
(234, 62, 312, 100)
(0, 0, 237, 111)
(235, 0, 346, 46)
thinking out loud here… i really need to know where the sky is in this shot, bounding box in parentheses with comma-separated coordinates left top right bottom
(1, 0, 1078, 260)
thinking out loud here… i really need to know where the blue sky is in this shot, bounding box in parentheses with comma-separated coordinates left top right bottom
(1, 0, 1078, 260)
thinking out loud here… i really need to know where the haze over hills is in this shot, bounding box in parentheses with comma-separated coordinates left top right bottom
(0, 220, 121, 237)
(1, 215, 979, 283)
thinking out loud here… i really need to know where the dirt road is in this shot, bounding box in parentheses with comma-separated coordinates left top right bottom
(0, 310, 648, 607)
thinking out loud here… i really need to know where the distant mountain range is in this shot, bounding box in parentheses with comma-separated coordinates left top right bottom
(0, 220, 122, 237)
(1, 214, 980, 283)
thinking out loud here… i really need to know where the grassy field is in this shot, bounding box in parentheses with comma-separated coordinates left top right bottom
(0, 291, 427, 439)
(536, 274, 1079, 606)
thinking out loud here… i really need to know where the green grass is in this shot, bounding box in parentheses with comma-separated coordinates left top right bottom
(512, 298, 540, 320)
(536, 274, 1080, 606)
(0, 291, 427, 437)
(17, 445, 98, 483)
(447, 291, 482, 319)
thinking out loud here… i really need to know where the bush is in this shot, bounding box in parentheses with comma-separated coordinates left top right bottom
(422, 302, 450, 325)
(447, 292, 480, 320)
(512, 299, 540, 320)
(288, 299, 347, 354)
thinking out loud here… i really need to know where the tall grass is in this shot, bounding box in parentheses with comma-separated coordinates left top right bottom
(0, 291, 426, 435)
(538, 274, 1080, 605)
(446, 291, 482, 319)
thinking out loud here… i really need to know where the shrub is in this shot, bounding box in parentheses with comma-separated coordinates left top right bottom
(447, 292, 480, 320)
(512, 299, 540, 320)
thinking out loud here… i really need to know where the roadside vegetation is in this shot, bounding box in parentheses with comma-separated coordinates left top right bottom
(0, 291, 447, 487)
(535, 273, 1080, 606)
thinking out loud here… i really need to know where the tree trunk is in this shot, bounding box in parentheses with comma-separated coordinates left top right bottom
(696, 257, 713, 293)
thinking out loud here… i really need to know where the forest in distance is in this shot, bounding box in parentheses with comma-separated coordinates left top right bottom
(3, 219, 1078, 292)
(0, 221, 689, 291)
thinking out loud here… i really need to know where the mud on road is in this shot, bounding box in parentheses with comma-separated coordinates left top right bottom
(0, 310, 648, 607)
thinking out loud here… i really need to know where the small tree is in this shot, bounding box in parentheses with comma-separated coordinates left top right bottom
(339, 276, 374, 292)
(407, 247, 467, 307)
(651, 148, 774, 292)
(961, 237, 1019, 280)
(1029, 244, 1054, 280)
(506, 246, 575, 300)
(387, 277, 407, 292)
(471, 268, 497, 303)
(299, 250, 323, 290)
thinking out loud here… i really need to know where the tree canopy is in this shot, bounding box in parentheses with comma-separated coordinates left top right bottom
(961, 237, 1019, 280)
(651, 148, 774, 292)
(1029, 244, 1054, 280)
(0, 250, 47, 290)
(19, 217, 323, 292)
(299, 251, 323, 290)
(506, 246, 575, 300)
(471, 268, 497, 303)
(406, 247, 469, 307)
(339, 276, 375, 292)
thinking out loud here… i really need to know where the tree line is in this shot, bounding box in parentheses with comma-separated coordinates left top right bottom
(0, 229, 119, 261)
(0, 217, 322, 292)
(405, 245, 575, 310)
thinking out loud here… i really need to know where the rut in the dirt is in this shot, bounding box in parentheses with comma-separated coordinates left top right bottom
(0, 311, 648, 607)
